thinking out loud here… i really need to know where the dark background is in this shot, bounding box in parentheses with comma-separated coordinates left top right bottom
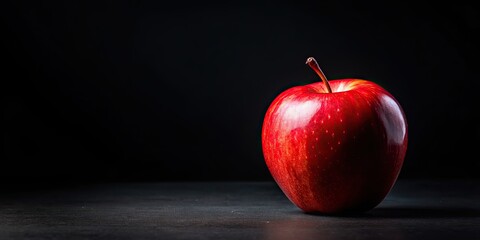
(2, 1, 479, 183)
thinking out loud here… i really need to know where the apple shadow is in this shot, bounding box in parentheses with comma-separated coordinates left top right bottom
(304, 206, 480, 219)
(366, 206, 480, 219)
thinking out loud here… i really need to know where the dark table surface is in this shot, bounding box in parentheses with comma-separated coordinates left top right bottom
(0, 180, 479, 240)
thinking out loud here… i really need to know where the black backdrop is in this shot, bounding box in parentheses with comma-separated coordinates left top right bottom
(2, 1, 479, 182)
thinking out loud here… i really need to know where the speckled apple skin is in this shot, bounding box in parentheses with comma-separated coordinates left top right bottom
(262, 79, 408, 214)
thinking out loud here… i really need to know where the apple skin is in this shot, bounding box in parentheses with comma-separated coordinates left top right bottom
(262, 79, 407, 214)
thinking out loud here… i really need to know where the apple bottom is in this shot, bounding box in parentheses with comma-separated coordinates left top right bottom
(269, 143, 403, 214)
(275, 161, 400, 214)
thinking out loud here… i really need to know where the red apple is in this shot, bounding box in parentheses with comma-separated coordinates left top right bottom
(262, 57, 408, 214)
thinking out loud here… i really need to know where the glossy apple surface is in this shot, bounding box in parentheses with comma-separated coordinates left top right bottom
(262, 75, 408, 214)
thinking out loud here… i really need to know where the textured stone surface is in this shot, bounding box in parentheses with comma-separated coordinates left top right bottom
(0, 180, 479, 239)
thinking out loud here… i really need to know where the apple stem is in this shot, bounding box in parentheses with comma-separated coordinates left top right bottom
(306, 57, 332, 93)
